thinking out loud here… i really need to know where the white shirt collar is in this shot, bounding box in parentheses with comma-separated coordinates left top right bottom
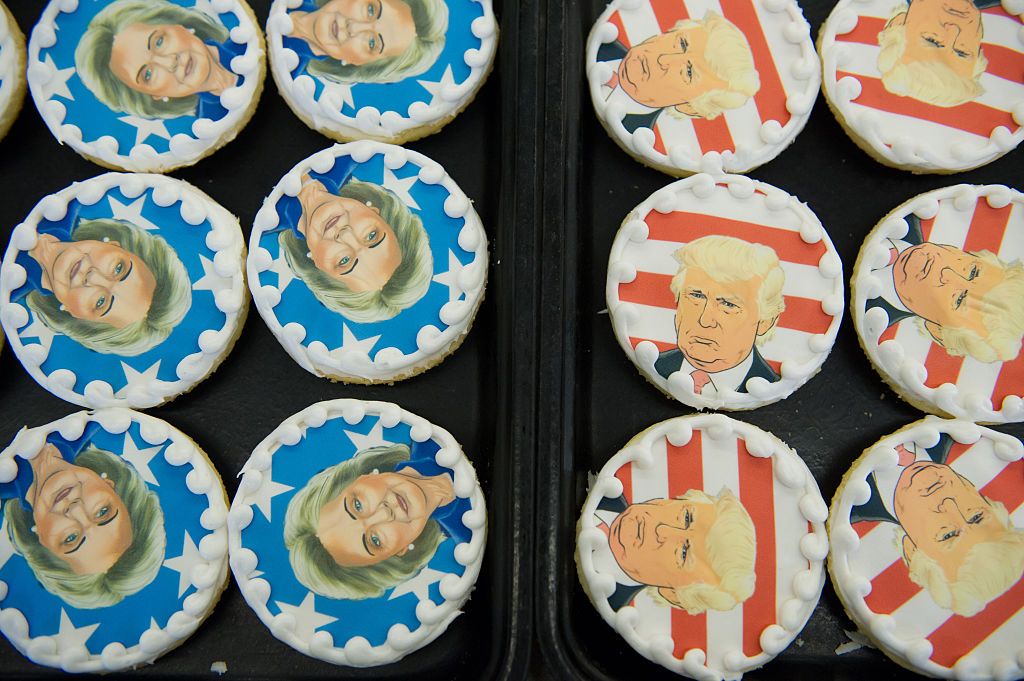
(679, 350, 756, 395)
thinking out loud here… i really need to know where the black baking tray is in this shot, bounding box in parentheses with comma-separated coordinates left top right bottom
(535, 1, 1024, 680)
(0, 0, 539, 679)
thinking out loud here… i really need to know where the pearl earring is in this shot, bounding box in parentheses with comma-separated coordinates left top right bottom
(102, 236, 110, 243)
(306, 251, 312, 259)
(340, 60, 347, 66)
(59, 304, 66, 311)
(101, 472, 108, 479)
(31, 525, 37, 534)
(371, 469, 379, 475)
(188, 27, 195, 34)
(365, 201, 373, 207)
(407, 543, 414, 552)
(161, 96, 169, 102)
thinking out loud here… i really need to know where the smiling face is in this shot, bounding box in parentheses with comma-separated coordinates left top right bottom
(892, 243, 1003, 337)
(30, 234, 157, 328)
(894, 462, 1008, 581)
(306, 0, 415, 65)
(617, 24, 728, 110)
(893, 0, 984, 77)
(608, 498, 720, 588)
(109, 22, 217, 98)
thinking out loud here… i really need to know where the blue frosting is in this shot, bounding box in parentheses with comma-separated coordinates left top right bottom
(256, 151, 476, 358)
(239, 413, 472, 647)
(283, 0, 484, 117)
(9, 184, 230, 393)
(38, 0, 247, 156)
(0, 420, 214, 650)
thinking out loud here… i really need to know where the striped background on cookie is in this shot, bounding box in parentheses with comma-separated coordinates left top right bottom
(874, 196, 1024, 412)
(848, 441, 1023, 670)
(829, 0, 1023, 141)
(610, 430, 812, 666)
(615, 191, 836, 377)
(603, 0, 799, 159)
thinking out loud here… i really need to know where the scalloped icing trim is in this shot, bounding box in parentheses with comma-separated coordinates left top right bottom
(819, 0, 1024, 172)
(0, 409, 230, 673)
(828, 416, 1024, 679)
(577, 413, 828, 681)
(266, 0, 497, 140)
(247, 140, 488, 382)
(26, 0, 265, 172)
(0, 172, 247, 409)
(585, 0, 820, 175)
(851, 184, 1024, 423)
(606, 173, 844, 411)
(227, 399, 487, 667)
(0, 1, 25, 117)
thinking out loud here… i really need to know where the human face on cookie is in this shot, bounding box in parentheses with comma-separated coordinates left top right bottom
(109, 22, 227, 98)
(294, 0, 416, 65)
(617, 24, 728, 111)
(890, 0, 984, 78)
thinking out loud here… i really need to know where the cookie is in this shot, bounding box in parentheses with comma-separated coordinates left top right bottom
(0, 409, 230, 672)
(851, 184, 1024, 423)
(27, 0, 266, 173)
(585, 0, 819, 177)
(0, 172, 249, 409)
(266, 0, 498, 144)
(607, 173, 844, 411)
(0, 0, 26, 142)
(248, 141, 487, 384)
(228, 399, 486, 666)
(829, 416, 1024, 679)
(576, 413, 828, 681)
(819, 0, 1024, 174)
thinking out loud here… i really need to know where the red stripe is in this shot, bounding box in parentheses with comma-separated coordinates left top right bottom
(654, 123, 668, 155)
(855, 520, 880, 538)
(878, 323, 899, 345)
(963, 201, 1012, 254)
(779, 296, 834, 335)
(923, 344, 964, 389)
(866, 560, 921, 614)
(608, 11, 630, 49)
(992, 356, 1024, 414)
(692, 116, 735, 154)
(615, 461, 633, 505)
(836, 15, 887, 45)
(980, 459, 1024, 514)
(718, 0, 791, 127)
(920, 217, 935, 242)
(944, 442, 972, 466)
(836, 71, 1016, 138)
(672, 611, 706, 659)
(738, 440, 776, 657)
(667, 432, 708, 658)
(630, 336, 676, 352)
(767, 359, 782, 376)
(645, 211, 829, 266)
(650, 0, 690, 31)
(928, 579, 1024, 668)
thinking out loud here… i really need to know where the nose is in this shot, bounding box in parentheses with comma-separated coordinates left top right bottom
(63, 498, 90, 525)
(697, 300, 718, 328)
(937, 266, 966, 285)
(936, 496, 966, 518)
(150, 52, 177, 71)
(655, 523, 686, 543)
(656, 51, 685, 72)
(365, 502, 394, 525)
(335, 227, 363, 250)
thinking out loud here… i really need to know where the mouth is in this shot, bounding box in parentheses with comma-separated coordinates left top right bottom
(331, 18, 340, 41)
(68, 256, 83, 284)
(53, 485, 73, 505)
(184, 55, 194, 79)
(396, 492, 409, 516)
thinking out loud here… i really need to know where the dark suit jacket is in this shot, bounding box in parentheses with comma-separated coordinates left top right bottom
(850, 434, 953, 524)
(865, 214, 924, 328)
(653, 346, 780, 392)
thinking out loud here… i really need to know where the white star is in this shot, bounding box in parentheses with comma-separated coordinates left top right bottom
(345, 419, 395, 452)
(274, 592, 337, 640)
(115, 361, 165, 400)
(417, 65, 457, 108)
(108, 195, 161, 232)
(382, 167, 420, 210)
(246, 463, 294, 523)
(267, 250, 295, 293)
(51, 609, 100, 652)
(331, 324, 380, 358)
(37, 54, 75, 102)
(163, 531, 204, 598)
(432, 250, 467, 303)
(388, 566, 445, 601)
(192, 254, 232, 295)
(320, 80, 355, 111)
(19, 315, 57, 351)
(121, 432, 162, 487)
(118, 115, 171, 148)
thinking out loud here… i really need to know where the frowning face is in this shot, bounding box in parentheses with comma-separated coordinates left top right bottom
(893, 0, 984, 79)
(305, 0, 416, 65)
(109, 23, 217, 98)
(617, 24, 728, 110)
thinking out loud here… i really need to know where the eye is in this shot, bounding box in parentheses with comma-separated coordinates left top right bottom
(678, 37, 687, 51)
(969, 265, 979, 281)
(955, 290, 967, 309)
(95, 295, 107, 311)
(686, 61, 693, 81)
(688, 291, 706, 301)
(967, 512, 985, 524)
(939, 529, 960, 542)
(370, 533, 382, 548)
(684, 509, 693, 529)
(368, 37, 376, 51)
(155, 35, 164, 48)
(366, 230, 378, 243)
(340, 256, 351, 266)
(144, 68, 153, 83)
(63, 532, 79, 545)
(954, 49, 970, 58)
(96, 505, 110, 519)
(367, 2, 375, 17)
(113, 261, 124, 277)
(353, 497, 362, 513)
(924, 36, 943, 47)
(678, 539, 690, 565)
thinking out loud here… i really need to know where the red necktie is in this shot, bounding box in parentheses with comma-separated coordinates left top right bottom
(889, 247, 899, 267)
(691, 370, 712, 395)
(597, 520, 611, 538)
(606, 72, 619, 89)
(896, 444, 915, 467)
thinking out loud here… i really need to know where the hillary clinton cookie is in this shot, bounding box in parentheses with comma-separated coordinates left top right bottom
(27, 0, 266, 172)
(819, 0, 1024, 174)
(577, 414, 828, 680)
(266, 0, 498, 144)
(228, 399, 486, 666)
(607, 173, 844, 411)
(829, 417, 1024, 679)
(851, 185, 1024, 423)
(585, 0, 819, 177)
(0, 409, 230, 673)
(0, 173, 248, 409)
(248, 141, 487, 384)
(0, 1, 26, 142)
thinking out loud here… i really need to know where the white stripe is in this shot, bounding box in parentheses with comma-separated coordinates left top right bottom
(977, 70, 1024, 111)
(774, 473, 811, 609)
(656, 112, 703, 159)
(780, 262, 831, 299)
(848, 95, 988, 141)
(753, 0, 806, 103)
(928, 204, 973, 248)
(619, 301, 677, 345)
(706, 606, 744, 671)
(997, 203, 1024, 263)
(850, 522, 903, 581)
(617, 3, 660, 46)
(632, 436, 670, 503)
(1011, 504, 1024, 526)
(983, 12, 1024, 51)
(684, 0, 722, 20)
(955, 356, 1002, 408)
(834, 41, 882, 77)
(671, 191, 805, 233)
(722, 97, 766, 150)
(949, 441, 1010, 491)
(702, 433, 742, 669)
(757, 326, 821, 363)
(632, 588, 674, 639)
(958, 607, 1024, 672)
(829, 0, 894, 18)
(892, 314, 936, 365)
(623, 240, 682, 276)
(891, 589, 954, 640)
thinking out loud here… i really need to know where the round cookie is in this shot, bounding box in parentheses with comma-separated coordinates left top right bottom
(851, 184, 1024, 424)
(828, 417, 1024, 679)
(0, 1, 27, 142)
(228, 399, 486, 666)
(27, 0, 266, 173)
(0, 409, 230, 673)
(0, 172, 249, 409)
(819, 0, 1024, 174)
(585, 0, 819, 177)
(607, 173, 844, 411)
(248, 141, 487, 384)
(266, 0, 498, 144)
(576, 413, 828, 681)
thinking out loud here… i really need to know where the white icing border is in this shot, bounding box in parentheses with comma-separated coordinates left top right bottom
(829, 416, 1024, 679)
(266, 0, 498, 141)
(851, 184, 1024, 423)
(0, 408, 230, 673)
(27, 0, 266, 173)
(0, 172, 248, 409)
(0, 1, 26, 132)
(227, 399, 487, 667)
(248, 140, 488, 382)
(585, 0, 820, 176)
(577, 413, 829, 681)
(606, 173, 845, 410)
(819, 0, 1024, 173)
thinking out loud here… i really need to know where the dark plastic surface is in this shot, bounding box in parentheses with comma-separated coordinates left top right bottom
(0, 0, 538, 679)
(536, 1, 1024, 680)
